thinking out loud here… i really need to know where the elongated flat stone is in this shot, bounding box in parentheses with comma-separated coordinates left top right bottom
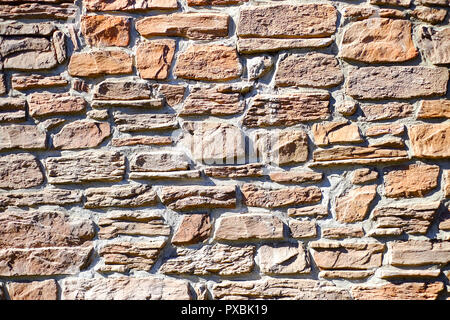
(93, 80, 151, 100)
(0, 125, 46, 150)
(0, 189, 82, 209)
(84, 0, 178, 12)
(28, 92, 86, 117)
(0, 97, 26, 122)
(237, 38, 333, 54)
(113, 112, 178, 132)
(389, 240, 450, 266)
(84, 184, 158, 208)
(352, 282, 444, 300)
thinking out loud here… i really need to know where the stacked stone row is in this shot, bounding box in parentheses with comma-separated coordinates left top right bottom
(0, 0, 449, 300)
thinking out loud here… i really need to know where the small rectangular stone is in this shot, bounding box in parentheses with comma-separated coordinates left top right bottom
(12, 74, 68, 90)
(370, 0, 411, 6)
(111, 136, 172, 147)
(288, 205, 328, 219)
(237, 38, 333, 54)
(409, 123, 450, 159)
(68, 50, 133, 77)
(113, 111, 178, 132)
(289, 220, 317, 238)
(7, 280, 58, 300)
(0, 21, 55, 36)
(0, 97, 26, 122)
(129, 170, 202, 180)
(389, 240, 450, 266)
(0, 3, 77, 19)
(313, 146, 408, 162)
(92, 99, 163, 109)
(244, 92, 330, 127)
(366, 124, 404, 137)
(28, 92, 86, 117)
(0, 189, 82, 209)
(417, 100, 450, 119)
(93, 80, 152, 100)
(237, 4, 337, 38)
(259, 243, 310, 274)
(84, 184, 158, 208)
(269, 170, 323, 184)
(346, 66, 449, 99)
(45, 151, 125, 184)
(0, 125, 46, 150)
(84, 0, 178, 12)
(361, 103, 413, 121)
(130, 152, 189, 172)
(322, 227, 365, 239)
(352, 282, 444, 300)
(205, 163, 264, 178)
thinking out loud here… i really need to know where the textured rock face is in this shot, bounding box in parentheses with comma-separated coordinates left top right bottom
(81, 15, 130, 47)
(68, 50, 133, 77)
(361, 103, 414, 121)
(417, 100, 450, 119)
(211, 279, 351, 300)
(341, 19, 417, 63)
(417, 27, 450, 65)
(28, 93, 86, 117)
(7, 280, 58, 300)
(384, 164, 439, 198)
(237, 4, 337, 38)
(161, 243, 254, 276)
(351, 282, 444, 300)
(346, 66, 449, 99)
(136, 40, 176, 80)
(93, 80, 151, 100)
(258, 243, 310, 274)
(409, 123, 450, 158)
(275, 53, 343, 88)
(53, 120, 111, 149)
(389, 241, 450, 266)
(84, 184, 157, 208)
(335, 185, 377, 223)
(312, 122, 362, 146)
(45, 151, 125, 184)
(0, 154, 44, 190)
(0, 189, 82, 209)
(136, 13, 229, 40)
(242, 184, 322, 208)
(113, 112, 178, 132)
(0, 125, 46, 150)
(61, 277, 191, 300)
(172, 214, 211, 245)
(174, 44, 242, 81)
(214, 214, 284, 241)
(244, 92, 330, 127)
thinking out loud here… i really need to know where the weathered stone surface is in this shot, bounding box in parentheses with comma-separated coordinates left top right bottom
(370, 201, 440, 236)
(205, 164, 264, 178)
(244, 92, 330, 127)
(237, 38, 333, 54)
(378, 268, 441, 279)
(154, 84, 186, 107)
(369, 137, 405, 149)
(247, 55, 273, 80)
(389, 240, 450, 266)
(93, 80, 151, 100)
(0, 209, 94, 248)
(0, 189, 82, 209)
(52, 30, 66, 64)
(417, 100, 450, 119)
(12, 74, 68, 90)
(160, 185, 236, 211)
(62, 277, 191, 300)
(346, 66, 449, 99)
(252, 129, 309, 165)
(181, 121, 245, 164)
(0, 21, 55, 36)
(68, 50, 133, 77)
(130, 152, 189, 173)
(3, 50, 58, 71)
(28, 92, 86, 117)
(313, 146, 408, 163)
(288, 205, 328, 219)
(81, 15, 130, 47)
(211, 279, 351, 300)
(53, 120, 110, 150)
(275, 53, 343, 88)
(384, 164, 439, 198)
(214, 214, 284, 241)
(411, 7, 447, 24)
(361, 103, 413, 121)
(369, 0, 411, 6)
(409, 123, 450, 159)
(98, 239, 166, 272)
(98, 210, 170, 239)
(174, 45, 242, 81)
(322, 226, 365, 239)
(45, 151, 125, 184)
(445, 170, 450, 198)
(136, 13, 228, 40)
(7, 280, 57, 300)
(242, 184, 321, 208)
(0, 154, 43, 190)
(188, 0, 248, 5)
(180, 85, 247, 116)
(0, 97, 26, 122)
(114, 112, 178, 132)
(336, 101, 357, 116)
(0, 36, 51, 57)
(320, 270, 374, 279)
(84, 184, 157, 208)
(335, 185, 377, 223)
(237, 4, 337, 38)
(136, 40, 175, 80)
(172, 213, 211, 245)
(289, 220, 317, 238)
(366, 124, 404, 137)
(341, 18, 417, 63)
(352, 168, 378, 184)
(93, 98, 162, 109)
(161, 243, 254, 276)
(342, 6, 377, 20)
(310, 241, 384, 270)
(352, 282, 444, 300)
(84, 0, 178, 12)
(129, 170, 202, 181)
(259, 243, 310, 275)
(87, 109, 108, 120)
(0, 125, 46, 150)
(111, 136, 172, 147)
(0, 3, 77, 19)
(269, 170, 323, 184)
(417, 27, 450, 65)
(417, 0, 449, 5)
(312, 122, 362, 146)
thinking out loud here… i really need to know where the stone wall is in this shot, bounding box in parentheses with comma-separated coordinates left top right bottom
(0, 0, 449, 300)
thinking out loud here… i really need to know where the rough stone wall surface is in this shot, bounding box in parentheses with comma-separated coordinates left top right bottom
(0, 0, 449, 301)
